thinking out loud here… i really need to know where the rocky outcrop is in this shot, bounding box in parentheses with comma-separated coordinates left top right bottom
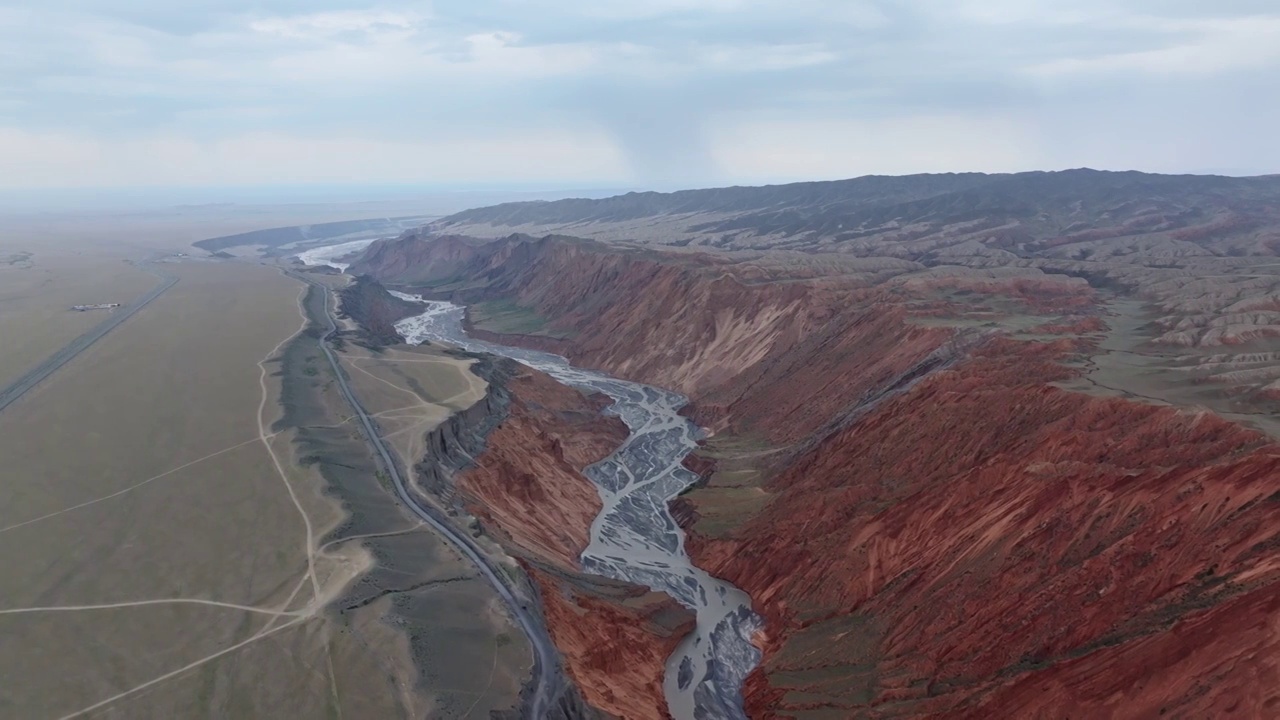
(433, 361, 695, 720)
(456, 368, 627, 568)
(429, 170, 1280, 259)
(531, 565, 696, 720)
(411, 356, 511, 501)
(336, 275, 422, 346)
(347, 231, 493, 286)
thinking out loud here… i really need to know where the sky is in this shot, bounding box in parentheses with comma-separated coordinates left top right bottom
(2, 0, 1279, 192)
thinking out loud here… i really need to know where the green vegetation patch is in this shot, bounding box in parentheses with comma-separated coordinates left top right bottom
(694, 431, 775, 460)
(681, 432, 775, 539)
(765, 614, 883, 714)
(468, 299, 571, 338)
(686, 485, 771, 539)
(410, 273, 492, 291)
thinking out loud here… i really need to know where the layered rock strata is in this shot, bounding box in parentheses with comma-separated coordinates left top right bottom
(417, 354, 696, 719)
(358, 230, 1280, 717)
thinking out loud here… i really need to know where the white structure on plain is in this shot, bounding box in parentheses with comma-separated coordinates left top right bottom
(71, 303, 121, 312)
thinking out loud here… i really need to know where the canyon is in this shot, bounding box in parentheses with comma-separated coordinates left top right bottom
(340, 170, 1280, 718)
(435, 357, 697, 720)
(385, 293, 762, 719)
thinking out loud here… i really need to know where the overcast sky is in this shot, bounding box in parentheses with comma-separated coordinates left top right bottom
(2, 0, 1278, 191)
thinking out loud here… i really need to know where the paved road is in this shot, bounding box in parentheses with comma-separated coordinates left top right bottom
(0, 267, 178, 415)
(289, 271, 560, 719)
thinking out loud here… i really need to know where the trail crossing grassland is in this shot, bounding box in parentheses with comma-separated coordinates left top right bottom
(285, 269, 562, 719)
(0, 266, 178, 414)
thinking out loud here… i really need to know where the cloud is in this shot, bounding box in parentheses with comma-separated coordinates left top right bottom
(1026, 15, 1280, 77)
(248, 10, 421, 40)
(1, 0, 1279, 191)
(695, 43, 838, 71)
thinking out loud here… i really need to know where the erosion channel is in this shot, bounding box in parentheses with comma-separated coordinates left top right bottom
(390, 293, 762, 720)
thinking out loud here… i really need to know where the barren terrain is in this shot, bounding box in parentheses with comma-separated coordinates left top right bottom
(347, 171, 1280, 718)
(0, 252, 159, 391)
(0, 261, 367, 718)
(0, 205, 534, 718)
(10, 169, 1280, 718)
(337, 343, 487, 471)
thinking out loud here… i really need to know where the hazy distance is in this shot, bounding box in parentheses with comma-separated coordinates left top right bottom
(2, 0, 1279, 206)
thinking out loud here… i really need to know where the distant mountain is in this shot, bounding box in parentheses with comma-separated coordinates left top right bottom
(432, 169, 1280, 258)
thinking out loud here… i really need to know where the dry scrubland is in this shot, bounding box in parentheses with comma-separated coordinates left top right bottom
(0, 202, 441, 255)
(0, 261, 361, 718)
(0, 200, 537, 718)
(0, 247, 526, 718)
(1051, 297, 1280, 439)
(0, 205, 423, 391)
(0, 252, 158, 391)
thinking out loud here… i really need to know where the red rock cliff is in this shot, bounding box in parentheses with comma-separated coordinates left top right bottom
(368, 233, 1280, 718)
(457, 369, 623, 568)
(455, 367, 694, 720)
(449, 236, 964, 444)
(695, 336, 1280, 716)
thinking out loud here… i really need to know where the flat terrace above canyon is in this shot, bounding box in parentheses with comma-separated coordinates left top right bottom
(0, 250, 159, 392)
(335, 342, 487, 471)
(318, 332, 534, 717)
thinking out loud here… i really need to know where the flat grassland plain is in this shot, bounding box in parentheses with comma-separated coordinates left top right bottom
(0, 249, 159, 392)
(0, 209, 527, 719)
(0, 206, 412, 391)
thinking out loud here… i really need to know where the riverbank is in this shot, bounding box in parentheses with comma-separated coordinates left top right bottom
(389, 293, 763, 719)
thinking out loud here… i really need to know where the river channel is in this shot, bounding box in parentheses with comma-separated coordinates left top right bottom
(389, 293, 762, 720)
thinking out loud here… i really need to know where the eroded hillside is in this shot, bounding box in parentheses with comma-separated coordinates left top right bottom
(347, 171, 1280, 718)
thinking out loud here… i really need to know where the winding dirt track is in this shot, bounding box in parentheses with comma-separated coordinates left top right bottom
(0, 266, 329, 719)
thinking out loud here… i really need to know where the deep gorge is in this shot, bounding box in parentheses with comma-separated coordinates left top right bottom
(342, 213, 1280, 718)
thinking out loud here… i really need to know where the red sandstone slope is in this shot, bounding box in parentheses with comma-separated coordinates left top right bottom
(444, 236, 967, 443)
(362, 233, 1280, 717)
(458, 369, 624, 567)
(454, 368, 694, 720)
(692, 337, 1280, 716)
(530, 569, 697, 720)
